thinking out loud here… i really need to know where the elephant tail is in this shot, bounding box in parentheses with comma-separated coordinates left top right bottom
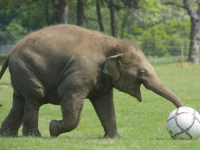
(0, 54, 10, 80)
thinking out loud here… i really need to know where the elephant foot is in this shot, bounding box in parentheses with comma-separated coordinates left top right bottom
(0, 127, 18, 137)
(104, 132, 121, 139)
(22, 128, 41, 137)
(49, 120, 60, 138)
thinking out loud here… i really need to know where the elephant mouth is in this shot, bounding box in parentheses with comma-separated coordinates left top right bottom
(133, 84, 142, 102)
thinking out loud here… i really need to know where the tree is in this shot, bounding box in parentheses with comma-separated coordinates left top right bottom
(140, 20, 190, 57)
(103, 0, 138, 37)
(163, 0, 200, 64)
(76, 0, 84, 27)
(51, 0, 69, 24)
(96, 0, 104, 32)
(5, 18, 28, 44)
(119, 0, 139, 38)
(107, 0, 118, 37)
(59, 0, 68, 23)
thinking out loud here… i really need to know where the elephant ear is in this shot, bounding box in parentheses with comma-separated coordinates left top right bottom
(103, 54, 123, 81)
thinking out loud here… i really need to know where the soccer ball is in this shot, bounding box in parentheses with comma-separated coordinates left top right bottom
(166, 107, 200, 140)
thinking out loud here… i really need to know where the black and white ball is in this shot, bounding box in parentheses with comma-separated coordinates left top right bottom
(166, 107, 200, 140)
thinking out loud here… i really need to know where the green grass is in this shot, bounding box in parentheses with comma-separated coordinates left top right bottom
(1, 63, 200, 150)
(147, 55, 187, 64)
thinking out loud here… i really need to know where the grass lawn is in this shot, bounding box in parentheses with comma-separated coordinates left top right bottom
(0, 62, 200, 150)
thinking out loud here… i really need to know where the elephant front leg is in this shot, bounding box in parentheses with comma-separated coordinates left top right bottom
(49, 95, 84, 137)
(90, 89, 120, 138)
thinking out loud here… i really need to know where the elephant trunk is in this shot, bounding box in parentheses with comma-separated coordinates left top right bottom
(144, 76, 184, 108)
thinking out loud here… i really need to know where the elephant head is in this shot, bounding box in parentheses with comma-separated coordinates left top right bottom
(103, 47, 184, 108)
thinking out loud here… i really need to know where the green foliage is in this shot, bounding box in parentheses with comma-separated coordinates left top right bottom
(5, 19, 28, 44)
(68, 0, 77, 25)
(140, 24, 169, 56)
(139, 20, 190, 57)
(84, 1, 99, 31)
(139, 0, 165, 25)
(17, 1, 47, 30)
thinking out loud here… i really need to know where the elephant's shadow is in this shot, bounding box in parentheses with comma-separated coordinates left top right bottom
(7, 135, 105, 140)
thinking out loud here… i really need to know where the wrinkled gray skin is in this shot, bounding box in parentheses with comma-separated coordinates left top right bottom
(0, 24, 184, 138)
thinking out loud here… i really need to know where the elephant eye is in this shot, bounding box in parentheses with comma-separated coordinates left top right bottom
(139, 71, 147, 77)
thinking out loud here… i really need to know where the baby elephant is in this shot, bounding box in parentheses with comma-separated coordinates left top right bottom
(0, 24, 184, 138)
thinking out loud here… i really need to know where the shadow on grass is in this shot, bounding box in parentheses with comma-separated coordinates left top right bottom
(154, 137, 172, 141)
(0, 135, 105, 140)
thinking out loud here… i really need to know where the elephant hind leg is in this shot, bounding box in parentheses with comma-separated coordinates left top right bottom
(21, 86, 44, 137)
(0, 94, 25, 137)
(22, 100, 42, 137)
(49, 94, 85, 137)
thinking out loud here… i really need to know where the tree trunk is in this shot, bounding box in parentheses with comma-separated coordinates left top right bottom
(45, 0, 50, 25)
(52, 0, 58, 23)
(58, 0, 68, 24)
(76, 0, 84, 27)
(51, 0, 68, 24)
(96, 0, 104, 32)
(186, 1, 200, 64)
(187, 17, 200, 63)
(108, 0, 117, 37)
(120, 9, 130, 39)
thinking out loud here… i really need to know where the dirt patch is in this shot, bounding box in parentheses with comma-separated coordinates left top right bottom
(0, 85, 9, 88)
(172, 62, 192, 67)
